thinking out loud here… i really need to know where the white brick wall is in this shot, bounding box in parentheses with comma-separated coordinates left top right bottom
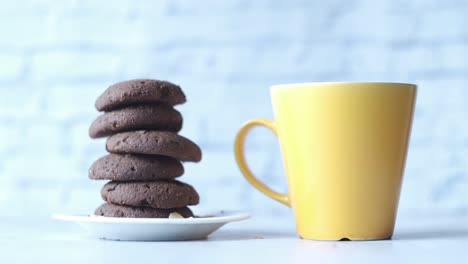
(0, 0, 466, 217)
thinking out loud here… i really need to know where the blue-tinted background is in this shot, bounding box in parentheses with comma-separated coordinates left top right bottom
(0, 0, 466, 216)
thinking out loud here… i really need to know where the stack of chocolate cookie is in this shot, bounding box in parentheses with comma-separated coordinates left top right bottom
(88, 79, 201, 218)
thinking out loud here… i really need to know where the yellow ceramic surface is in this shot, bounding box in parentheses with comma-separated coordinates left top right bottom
(235, 82, 416, 240)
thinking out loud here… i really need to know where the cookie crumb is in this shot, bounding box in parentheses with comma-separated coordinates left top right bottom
(169, 212, 184, 219)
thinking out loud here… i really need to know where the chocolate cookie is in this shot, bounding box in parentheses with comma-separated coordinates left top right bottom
(89, 154, 184, 181)
(95, 203, 194, 218)
(101, 181, 200, 209)
(106, 131, 202, 162)
(89, 105, 183, 138)
(95, 79, 186, 111)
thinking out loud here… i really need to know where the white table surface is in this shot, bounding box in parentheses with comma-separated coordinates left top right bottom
(0, 213, 467, 264)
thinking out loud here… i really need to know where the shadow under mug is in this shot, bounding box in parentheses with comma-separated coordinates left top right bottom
(235, 82, 417, 240)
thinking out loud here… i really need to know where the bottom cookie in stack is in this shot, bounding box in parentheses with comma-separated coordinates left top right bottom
(95, 204, 194, 218)
(96, 181, 200, 218)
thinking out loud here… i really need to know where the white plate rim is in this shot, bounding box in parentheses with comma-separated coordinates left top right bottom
(52, 211, 250, 225)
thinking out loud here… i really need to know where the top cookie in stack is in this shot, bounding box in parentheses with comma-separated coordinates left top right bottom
(88, 79, 202, 218)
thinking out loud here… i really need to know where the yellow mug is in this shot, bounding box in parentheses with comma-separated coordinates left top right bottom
(235, 82, 417, 240)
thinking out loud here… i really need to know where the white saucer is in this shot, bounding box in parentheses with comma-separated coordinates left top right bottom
(52, 211, 250, 241)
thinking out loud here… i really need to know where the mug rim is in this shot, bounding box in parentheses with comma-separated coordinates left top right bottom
(271, 81, 417, 91)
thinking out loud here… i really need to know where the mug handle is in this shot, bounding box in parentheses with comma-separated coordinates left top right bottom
(234, 118, 291, 207)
